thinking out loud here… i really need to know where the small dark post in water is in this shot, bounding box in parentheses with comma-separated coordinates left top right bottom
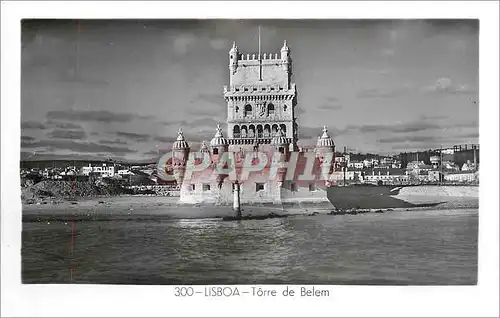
(343, 146, 347, 186)
(233, 180, 241, 219)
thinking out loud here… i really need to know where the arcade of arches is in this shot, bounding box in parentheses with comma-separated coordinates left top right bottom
(232, 123, 287, 139)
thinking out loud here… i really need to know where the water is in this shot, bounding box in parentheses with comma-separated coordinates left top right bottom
(22, 208, 478, 285)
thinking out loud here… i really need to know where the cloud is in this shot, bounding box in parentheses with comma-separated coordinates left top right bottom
(99, 139, 128, 145)
(317, 97, 343, 111)
(46, 110, 152, 123)
(348, 120, 441, 134)
(153, 136, 178, 143)
(45, 120, 83, 129)
(209, 38, 228, 50)
(21, 136, 36, 142)
(298, 126, 346, 140)
(380, 48, 395, 57)
(193, 92, 226, 110)
(356, 85, 412, 98)
(173, 34, 196, 55)
(423, 77, 477, 95)
(115, 131, 150, 142)
(22, 121, 46, 130)
(21, 139, 137, 155)
(20, 151, 126, 162)
(47, 129, 87, 140)
(378, 135, 437, 143)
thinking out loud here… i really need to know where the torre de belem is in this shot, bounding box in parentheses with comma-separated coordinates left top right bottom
(169, 40, 337, 206)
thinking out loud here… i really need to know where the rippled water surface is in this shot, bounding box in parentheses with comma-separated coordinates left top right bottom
(22, 208, 478, 285)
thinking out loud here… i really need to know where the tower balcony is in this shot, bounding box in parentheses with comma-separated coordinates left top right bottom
(228, 137, 293, 145)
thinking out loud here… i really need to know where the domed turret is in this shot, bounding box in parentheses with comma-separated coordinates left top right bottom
(271, 127, 288, 146)
(200, 141, 210, 153)
(210, 124, 229, 148)
(281, 40, 290, 54)
(316, 126, 335, 149)
(229, 42, 239, 75)
(172, 128, 189, 150)
(315, 126, 335, 179)
(171, 128, 190, 185)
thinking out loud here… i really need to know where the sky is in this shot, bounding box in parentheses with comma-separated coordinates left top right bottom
(20, 19, 479, 161)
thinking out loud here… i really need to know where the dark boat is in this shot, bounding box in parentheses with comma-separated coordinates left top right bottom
(326, 184, 443, 210)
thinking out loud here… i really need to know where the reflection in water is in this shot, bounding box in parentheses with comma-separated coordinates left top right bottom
(22, 209, 478, 285)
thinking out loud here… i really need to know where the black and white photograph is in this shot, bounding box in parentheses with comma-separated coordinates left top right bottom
(2, 2, 499, 317)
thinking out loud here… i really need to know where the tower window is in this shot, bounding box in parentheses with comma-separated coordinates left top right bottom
(244, 88, 248, 92)
(283, 105, 288, 112)
(235, 106, 239, 113)
(262, 88, 265, 91)
(267, 103, 275, 116)
(191, 184, 196, 191)
(253, 87, 257, 91)
(255, 183, 265, 192)
(203, 184, 211, 191)
(230, 55, 233, 59)
(244, 104, 252, 117)
(213, 148, 219, 155)
(279, 147, 285, 154)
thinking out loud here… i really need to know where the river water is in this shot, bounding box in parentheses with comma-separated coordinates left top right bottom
(22, 208, 478, 285)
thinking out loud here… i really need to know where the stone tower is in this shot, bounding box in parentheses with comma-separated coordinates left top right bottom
(223, 40, 298, 151)
(315, 126, 336, 181)
(171, 128, 190, 185)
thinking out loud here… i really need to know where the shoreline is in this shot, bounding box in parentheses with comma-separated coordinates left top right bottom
(22, 193, 478, 222)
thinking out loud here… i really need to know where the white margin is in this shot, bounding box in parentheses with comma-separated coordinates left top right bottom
(1, 1, 499, 317)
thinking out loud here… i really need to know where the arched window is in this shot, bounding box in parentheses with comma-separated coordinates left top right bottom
(280, 124, 287, 134)
(263, 124, 271, 137)
(267, 103, 275, 116)
(257, 125, 263, 138)
(233, 126, 240, 138)
(248, 125, 256, 138)
(244, 104, 252, 117)
(235, 106, 239, 113)
(271, 124, 279, 135)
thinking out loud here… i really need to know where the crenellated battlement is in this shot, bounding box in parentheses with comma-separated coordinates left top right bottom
(223, 83, 296, 96)
(236, 52, 284, 61)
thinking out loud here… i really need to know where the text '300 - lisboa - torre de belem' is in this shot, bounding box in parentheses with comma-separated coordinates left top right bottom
(169, 39, 337, 206)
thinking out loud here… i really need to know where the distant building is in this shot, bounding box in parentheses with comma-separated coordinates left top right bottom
(461, 160, 478, 172)
(364, 168, 408, 185)
(347, 160, 364, 169)
(81, 163, 115, 178)
(444, 171, 478, 183)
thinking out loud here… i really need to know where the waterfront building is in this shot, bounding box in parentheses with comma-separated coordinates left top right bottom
(169, 40, 335, 205)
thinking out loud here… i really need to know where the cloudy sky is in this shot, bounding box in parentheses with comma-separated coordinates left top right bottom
(21, 19, 478, 161)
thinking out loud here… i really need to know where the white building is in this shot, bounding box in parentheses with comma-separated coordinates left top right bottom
(81, 163, 115, 178)
(364, 168, 408, 185)
(347, 160, 364, 169)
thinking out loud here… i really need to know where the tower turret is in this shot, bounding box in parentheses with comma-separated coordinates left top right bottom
(210, 124, 230, 187)
(315, 125, 336, 178)
(271, 127, 289, 154)
(229, 41, 239, 75)
(200, 140, 210, 153)
(210, 124, 229, 154)
(171, 128, 190, 185)
(271, 127, 290, 182)
(281, 40, 290, 74)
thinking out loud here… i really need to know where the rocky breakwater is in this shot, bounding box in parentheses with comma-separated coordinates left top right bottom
(21, 180, 132, 204)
